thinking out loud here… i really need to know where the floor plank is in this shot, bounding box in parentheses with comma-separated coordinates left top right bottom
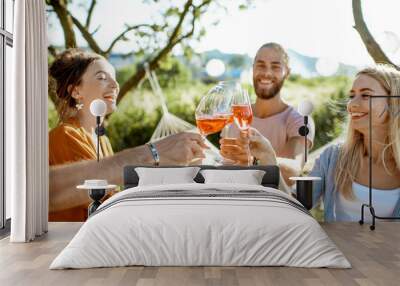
(0, 222, 399, 286)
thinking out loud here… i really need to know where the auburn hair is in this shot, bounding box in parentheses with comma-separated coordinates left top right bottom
(49, 48, 102, 122)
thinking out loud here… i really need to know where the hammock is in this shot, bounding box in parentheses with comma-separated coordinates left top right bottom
(144, 63, 221, 164)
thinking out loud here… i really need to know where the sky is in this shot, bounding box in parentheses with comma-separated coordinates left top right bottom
(47, 0, 400, 67)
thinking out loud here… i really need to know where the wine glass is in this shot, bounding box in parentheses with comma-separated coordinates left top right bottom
(232, 88, 253, 131)
(231, 87, 253, 165)
(195, 82, 234, 138)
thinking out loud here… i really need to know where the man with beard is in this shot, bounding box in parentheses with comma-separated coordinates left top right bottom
(221, 42, 315, 185)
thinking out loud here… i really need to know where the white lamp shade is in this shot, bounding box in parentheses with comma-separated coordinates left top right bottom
(298, 100, 314, 116)
(90, 99, 107, 117)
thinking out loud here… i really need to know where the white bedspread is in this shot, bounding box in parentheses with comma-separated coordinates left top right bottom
(50, 183, 350, 269)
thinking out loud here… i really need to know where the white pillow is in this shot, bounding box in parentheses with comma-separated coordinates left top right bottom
(200, 169, 266, 185)
(135, 167, 200, 186)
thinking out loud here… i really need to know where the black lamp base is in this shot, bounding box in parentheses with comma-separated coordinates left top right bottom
(88, 189, 106, 216)
(296, 180, 313, 210)
(290, 176, 321, 210)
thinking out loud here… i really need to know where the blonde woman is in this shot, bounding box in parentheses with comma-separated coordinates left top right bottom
(220, 64, 400, 222)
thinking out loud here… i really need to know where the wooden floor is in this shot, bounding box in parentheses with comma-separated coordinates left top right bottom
(0, 222, 399, 286)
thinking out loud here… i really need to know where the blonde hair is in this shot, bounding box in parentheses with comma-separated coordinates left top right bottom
(334, 64, 400, 199)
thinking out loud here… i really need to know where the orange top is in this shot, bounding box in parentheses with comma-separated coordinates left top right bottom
(49, 117, 115, 222)
(49, 117, 114, 166)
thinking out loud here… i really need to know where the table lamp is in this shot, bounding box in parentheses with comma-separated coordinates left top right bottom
(290, 100, 321, 210)
(90, 99, 107, 162)
(298, 100, 314, 163)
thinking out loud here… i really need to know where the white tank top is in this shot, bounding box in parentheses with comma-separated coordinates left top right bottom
(335, 182, 400, 222)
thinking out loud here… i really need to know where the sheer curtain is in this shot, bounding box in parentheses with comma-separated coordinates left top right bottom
(7, 0, 48, 242)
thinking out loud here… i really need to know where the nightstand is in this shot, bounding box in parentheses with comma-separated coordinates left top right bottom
(77, 180, 117, 216)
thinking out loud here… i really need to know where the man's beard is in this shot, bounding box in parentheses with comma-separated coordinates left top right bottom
(253, 78, 285, 100)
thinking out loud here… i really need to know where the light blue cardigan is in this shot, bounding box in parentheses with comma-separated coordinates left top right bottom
(309, 144, 400, 222)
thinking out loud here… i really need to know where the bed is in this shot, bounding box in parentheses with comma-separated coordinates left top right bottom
(50, 165, 350, 269)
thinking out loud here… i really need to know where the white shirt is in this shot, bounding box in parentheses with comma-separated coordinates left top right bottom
(335, 182, 400, 222)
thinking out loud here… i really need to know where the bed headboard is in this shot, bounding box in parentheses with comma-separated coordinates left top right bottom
(123, 165, 280, 190)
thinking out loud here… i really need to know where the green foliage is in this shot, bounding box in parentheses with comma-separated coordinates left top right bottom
(48, 68, 351, 155)
(157, 56, 193, 89)
(48, 100, 59, 130)
(107, 105, 159, 151)
(118, 56, 193, 92)
(311, 205, 324, 222)
(283, 75, 351, 150)
(165, 100, 196, 126)
(228, 54, 246, 69)
(105, 82, 210, 152)
(312, 87, 349, 150)
(116, 64, 136, 87)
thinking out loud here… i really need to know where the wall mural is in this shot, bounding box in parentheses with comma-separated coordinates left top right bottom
(46, 0, 400, 224)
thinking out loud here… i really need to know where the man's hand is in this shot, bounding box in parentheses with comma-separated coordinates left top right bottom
(154, 132, 209, 165)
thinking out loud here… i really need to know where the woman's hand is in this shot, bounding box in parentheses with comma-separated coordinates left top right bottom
(219, 128, 277, 165)
(219, 131, 251, 165)
(154, 132, 208, 165)
(248, 128, 277, 165)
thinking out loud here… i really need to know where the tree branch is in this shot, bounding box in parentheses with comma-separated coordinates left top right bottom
(91, 25, 101, 36)
(48, 0, 212, 104)
(118, 0, 196, 102)
(85, 0, 97, 29)
(48, 45, 58, 58)
(105, 24, 155, 55)
(70, 14, 105, 55)
(47, 0, 77, 48)
(172, 6, 197, 45)
(352, 0, 398, 68)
